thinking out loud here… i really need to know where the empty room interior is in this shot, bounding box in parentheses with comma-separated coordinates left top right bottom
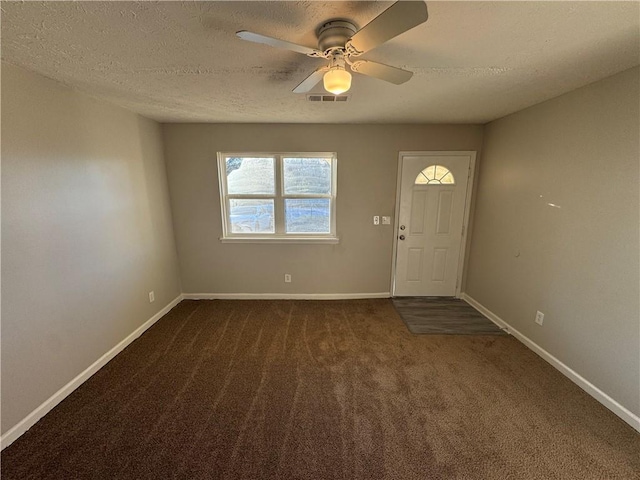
(1, 1, 639, 478)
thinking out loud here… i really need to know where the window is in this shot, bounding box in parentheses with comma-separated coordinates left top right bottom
(415, 165, 455, 185)
(217, 153, 337, 243)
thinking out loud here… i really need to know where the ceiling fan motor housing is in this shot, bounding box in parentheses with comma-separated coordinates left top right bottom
(237, 1, 429, 93)
(317, 20, 357, 53)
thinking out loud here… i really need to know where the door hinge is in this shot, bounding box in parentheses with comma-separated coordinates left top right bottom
(461, 225, 465, 236)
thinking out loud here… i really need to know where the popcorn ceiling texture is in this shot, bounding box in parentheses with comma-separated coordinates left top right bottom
(2, 1, 638, 123)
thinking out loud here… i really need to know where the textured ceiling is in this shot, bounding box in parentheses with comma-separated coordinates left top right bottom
(2, 1, 639, 124)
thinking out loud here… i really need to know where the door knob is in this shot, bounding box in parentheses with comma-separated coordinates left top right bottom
(400, 225, 406, 230)
(399, 235, 406, 240)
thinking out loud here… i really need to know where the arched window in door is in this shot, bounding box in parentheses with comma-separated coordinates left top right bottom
(415, 165, 455, 185)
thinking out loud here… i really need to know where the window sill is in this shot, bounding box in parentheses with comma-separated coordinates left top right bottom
(219, 236, 339, 244)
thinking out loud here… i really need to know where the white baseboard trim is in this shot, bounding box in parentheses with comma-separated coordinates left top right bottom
(183, 292, 391, 300)
(0, 294, 184, 450)
(460, 294, 511, 331)
(461, 293, 640, 433)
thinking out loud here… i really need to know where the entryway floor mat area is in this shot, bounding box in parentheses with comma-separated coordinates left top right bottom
(392, 296, 507, 335)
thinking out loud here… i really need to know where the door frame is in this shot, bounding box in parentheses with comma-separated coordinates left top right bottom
(390, 151, 477, 298)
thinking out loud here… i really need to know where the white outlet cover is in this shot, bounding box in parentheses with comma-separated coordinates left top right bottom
(373, 216, 380, 225)
(535, 311, 544, 325)
(149, 291, 155, 303)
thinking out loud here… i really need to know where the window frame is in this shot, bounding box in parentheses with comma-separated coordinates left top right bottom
(415, 165, 456, 185)
(217, 152, 338, 243)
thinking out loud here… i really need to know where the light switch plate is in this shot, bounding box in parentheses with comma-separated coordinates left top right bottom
(382, 216, 391, 225)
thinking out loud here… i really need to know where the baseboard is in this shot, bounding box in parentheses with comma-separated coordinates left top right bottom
(460, 294, 511, 331)
(461, 293, 640, 433)
(183, 292, 391, 300)
(0, 294, 184, 450)
(9, 291, 635, 449)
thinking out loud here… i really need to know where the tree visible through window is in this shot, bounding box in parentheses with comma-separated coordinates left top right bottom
(218, 153, 337, 241)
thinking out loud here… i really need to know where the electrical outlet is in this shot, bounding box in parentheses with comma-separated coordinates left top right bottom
(284, 274, 292, 283)
(148, 291, 155, 303)
(373, 216, 380, 225)
(535, 311, 544, 326)
(382, 216, 391, 225)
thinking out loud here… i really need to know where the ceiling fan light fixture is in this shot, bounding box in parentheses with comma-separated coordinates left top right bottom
(323, 67, 352, 95)
(237, 1, 429, 95)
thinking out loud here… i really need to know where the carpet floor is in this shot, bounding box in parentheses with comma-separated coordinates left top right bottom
(2, 299, 638, 479)
(392, 297, 507, 335)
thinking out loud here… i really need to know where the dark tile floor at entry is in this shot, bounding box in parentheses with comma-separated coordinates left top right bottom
(392, 297, 507, 335)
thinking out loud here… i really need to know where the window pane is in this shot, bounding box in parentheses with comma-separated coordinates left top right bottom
(414, 165, 455, 185)
(440, 172, 455, 184)
(285, 199, 330, 233)
(226, 157, 274, 194)
(415, 172, 429, 184)
(434, 165, 448, 180)
(229, 199, 274, 233)
(283, 157, 332, 195)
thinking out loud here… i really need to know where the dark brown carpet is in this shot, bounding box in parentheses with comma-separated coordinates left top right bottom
(392, 297, 507, 335)
(2, 299, 638, 479)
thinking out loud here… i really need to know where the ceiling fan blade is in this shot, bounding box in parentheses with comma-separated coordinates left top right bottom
(293, 66, 329, 93)
(236, 31, 323, 57)
(346, 1, 428, 56)
(350, 60, 413, 85)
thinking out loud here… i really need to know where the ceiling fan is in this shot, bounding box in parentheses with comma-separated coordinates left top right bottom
(236, 1, 428, 95)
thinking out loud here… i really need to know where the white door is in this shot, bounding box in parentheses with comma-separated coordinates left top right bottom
(394, 153, 473, 297)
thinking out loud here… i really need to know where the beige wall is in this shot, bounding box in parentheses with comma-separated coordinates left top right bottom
(465, 67, 640, 416)
(1, 63, 182, 433)
(162, 124, 484, 295)
(7, 56, 634, 440)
